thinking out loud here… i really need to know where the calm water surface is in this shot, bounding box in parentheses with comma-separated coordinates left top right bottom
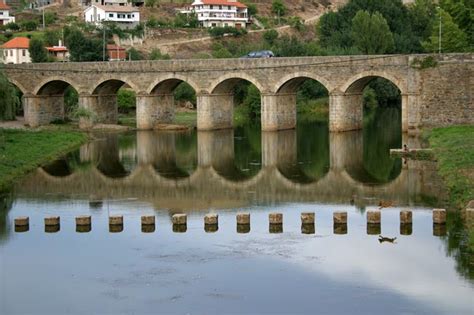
(1, 109, 473, 314)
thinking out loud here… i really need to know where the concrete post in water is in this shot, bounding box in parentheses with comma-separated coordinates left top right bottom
(301, 212, 315, 234)
(237, 213, 250, 233)
(172, 214, 187, 225)
(109, 215, 123, 226)
(172, 214, 187, 233)
(301, 212, 315, 224)
(204, 214, 218, 233)
(333, 211, 347, 224)
(204, 214, 218, 225)
(141, 215, 155, 225)
(237, 213, 250, 225)
(334, 223, 348, 235)
(367, 211, 381, 235)
(269, 213, 283, 225)
(433, 209, 446, 224)
(367, 211, 381, 224)
(400, 210, 413, 235)
(14, 216, 29, 232)
(76, 215, 91, 226)
(141, 215, 155, 233)
(15, 217, 29, 226)
(400, 210, 412, 224)
(109, 215, 123, 233)
(269, 213, 283, 233)
(44, 216, 60, 233)
(76, 215, 91, 233)
(433, 223, 447, 236)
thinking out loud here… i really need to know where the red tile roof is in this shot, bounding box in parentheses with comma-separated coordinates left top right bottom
(47, 46, 68, 52)
(0, 2, 10, 10)
(1, 37, 30, 49)
(196, 0, 246, 8)
(107, 44, 125, 50)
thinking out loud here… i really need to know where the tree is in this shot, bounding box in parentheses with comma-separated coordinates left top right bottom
(149, 48, 170, 60)
(422, 8, 469, 52)
(44, 30, 60, 47)
(263, 29, 278, 45)
(0, 70, 20, 121)
(64, 26, 104, 61)
(127, 47, 143, 60)
(351, 10, 394, 54)
(29, 38, 48, 63)
(20, 20, 38, 31)
(272, 0, 286, 16)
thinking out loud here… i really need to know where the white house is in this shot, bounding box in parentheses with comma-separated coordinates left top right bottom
(1, 37, 31, 64)
(84, 4, 140, 28)
(92, 0, 129, 6)
(181, 0, 249, 29)
(0, 1, 15, 26)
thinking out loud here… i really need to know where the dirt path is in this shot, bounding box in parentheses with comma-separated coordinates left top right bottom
(154, 9, 329, 49)
(0, 118, 27, 129)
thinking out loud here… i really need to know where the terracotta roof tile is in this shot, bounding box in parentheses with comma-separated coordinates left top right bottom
(1, 37, 30, 49)
(0, 2, 10, 10)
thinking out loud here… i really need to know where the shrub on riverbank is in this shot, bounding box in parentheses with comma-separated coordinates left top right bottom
(429, 125, 474, 209)
(0, 129, 87, 191)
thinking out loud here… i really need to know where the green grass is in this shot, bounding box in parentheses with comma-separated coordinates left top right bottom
(174, 111, 197, 127)
(0, 129, 87, 191)
(429, 125, 474, 209)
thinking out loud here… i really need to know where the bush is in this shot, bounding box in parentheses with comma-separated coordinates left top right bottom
(127, 47, 143, 60)
(208, 26, 247, 38)
(5, 22, 20, 31)
(174, 82, 196, 107)
(20, 20, 38, 31)
(117, 89, 136, 113)
(263, 29, 278, 45)
(44, 12, 57, 26)
(149, 48, 170, 60)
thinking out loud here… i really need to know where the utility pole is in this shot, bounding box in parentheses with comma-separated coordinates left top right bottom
(42, 7, 45, 29)
(438, 6, 442, 54)
(102, 25, 106, 61)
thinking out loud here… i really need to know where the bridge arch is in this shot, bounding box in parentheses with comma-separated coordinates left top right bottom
(273, 72, 333, 94)
(7, 77, 28, 95)
(209, 73, 266, 94)
(341, 71, 407, 95)
(33, 77, 81, 96)
(146, 75, 201, 95)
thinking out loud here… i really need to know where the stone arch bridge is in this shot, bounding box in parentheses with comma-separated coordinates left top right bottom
(3, 54, 473, 132)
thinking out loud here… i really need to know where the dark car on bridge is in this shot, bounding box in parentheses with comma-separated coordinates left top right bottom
(241, 50, 275, 58)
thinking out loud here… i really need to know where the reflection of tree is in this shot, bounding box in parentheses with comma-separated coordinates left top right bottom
(297, 121, 330, 181)
(362, 107, 402, 183)
(444, 212, 474, 281)
(234, 124, 262, 179)
(174, 131, 198, 174)
(0, 191, 13, 244)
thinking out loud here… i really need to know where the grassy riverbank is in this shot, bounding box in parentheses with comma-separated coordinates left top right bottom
(0, 129, 88, 191)
(429, 125, 474, 209)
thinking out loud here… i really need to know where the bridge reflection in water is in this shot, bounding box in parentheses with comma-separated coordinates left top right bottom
(15, 127, 445, 211)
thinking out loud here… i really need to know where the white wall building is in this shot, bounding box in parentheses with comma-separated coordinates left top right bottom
(181, 0, 249, 29)
(1, 37, 31, 64)
(0, 2, 15, 26)
(84, 4, 140, 28)
(92, 0, 129, 6)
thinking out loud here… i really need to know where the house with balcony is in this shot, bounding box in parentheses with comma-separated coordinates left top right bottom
(84, 4, 140, 28)
(0, 1, 15, 26)
(181, 0, 249, 29)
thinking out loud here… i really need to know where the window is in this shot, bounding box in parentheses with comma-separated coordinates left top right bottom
(22, 50, 25, 56)
(109, 13, 113, 17)
(0, 12, 4, 15)
(228, 6, 231, 10)
(210, 5, 213, 9)
(127, 14, 131, 18)
(10, 50, 13, 56)
(219, 5, 222, 10)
